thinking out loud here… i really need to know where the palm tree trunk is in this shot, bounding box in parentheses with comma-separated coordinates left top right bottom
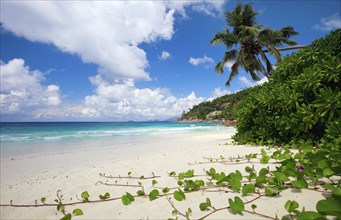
(262, 45, 310, 53)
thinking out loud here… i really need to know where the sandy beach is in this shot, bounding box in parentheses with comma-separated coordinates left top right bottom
(0, 128, 326, 219)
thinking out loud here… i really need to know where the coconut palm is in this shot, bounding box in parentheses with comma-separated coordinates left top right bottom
(211, 3, 302, 86)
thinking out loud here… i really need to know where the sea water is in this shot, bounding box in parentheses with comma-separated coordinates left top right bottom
(0, 122, 233, 158)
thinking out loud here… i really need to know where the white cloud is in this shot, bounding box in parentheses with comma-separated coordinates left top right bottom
(165, 1, 225, 18)
(159, 51, 171, 60)
(0, 59, 206, 121)
(212, 87, 232, 98)
(191, 2, 224, 17)
(238, 76, 268, 88)
(1, 1, 176, 81)
(1, 1, 225, 83)
(224, 61, 234, 71)
(0, 58, 61, 115)
(81, 75, 205, 121)
(313, 13, 341, 32)
(0, 1, 227, 121)
(189, 55, 214, 69)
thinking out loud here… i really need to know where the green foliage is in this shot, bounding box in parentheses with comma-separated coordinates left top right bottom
(121, 192, 134, 206)
(178, 88, 251, 121)
(99, 192, 110, 200)
(285, 200, 299, 213)
(251, 204, 257, 211)
(162, 187, 170, 194)
(199, 198, 212, 211)
(228, 196, 244, 214)
(136, 190, 145, 196)
(148, 189, 159, 201)
(296, 211, 324, 220)
(260, 149, 270, 164)
(121, 196, 131, 206)
(72, 208, 83, 216)
(183, 170, 194, 178)
(173, 189, 186, 202)
(40, 197, 46, 204)
(81, 191, 90, 202)
(234, 29, 341, 145)
(229, 170, 243, 191)
(316, 199, 341, 216)
(291, 173, 308, 189)
(182, 179, 205, 191)
(60, 213, 72, 220)
(242, 184, 255, 196)
(211, 3, 298, 86)
(231, 30, 341, 220)
(264, 187, 277, 196)
(332, 188, 341, 200)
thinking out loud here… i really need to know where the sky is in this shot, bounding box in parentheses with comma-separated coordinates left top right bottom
(0, 0, 340, 122)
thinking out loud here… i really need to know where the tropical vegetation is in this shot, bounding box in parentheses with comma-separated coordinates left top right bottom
(178, 88, 251, 121)
(233, 29, 341, 146)
(211, 3, 299, 86)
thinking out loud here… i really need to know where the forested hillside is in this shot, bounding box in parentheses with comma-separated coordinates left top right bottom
(177, 88, 252, 122)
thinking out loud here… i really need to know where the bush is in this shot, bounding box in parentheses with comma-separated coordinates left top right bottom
(233, 29, 341, 146)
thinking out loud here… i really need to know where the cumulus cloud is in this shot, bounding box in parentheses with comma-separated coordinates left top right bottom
(1, 1, 175, 81)
(238, 76, 268, 88)
(165, 1, 225, 17)
(81, 75, 205, 121)
(159, 51, 171, 60)
(313, 13, 341, 32)
(224, 61, 234, 71)
(190, 1, 225, 17)
(0, 1, 226, 121)
(0, 61, 205, 121)
(1, 1, 225, 83)
(189, 55, 214, 69)
(212, 87, 232, 98)
(0, 58, 61, 115)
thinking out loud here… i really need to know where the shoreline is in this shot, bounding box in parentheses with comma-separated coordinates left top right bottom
(0, 129, 326, 219)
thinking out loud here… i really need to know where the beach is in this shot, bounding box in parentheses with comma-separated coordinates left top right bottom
(0, 127, 325, 219)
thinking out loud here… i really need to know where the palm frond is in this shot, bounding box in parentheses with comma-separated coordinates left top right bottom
(280, 26, 299, 38)
(259, 51, 272, 75)
(211, 31, 227, 45)
(226, 62, 240, 86)
(212, 3, 299, 87)
(249, 71, 261, 81)
(225, 3, 243, 28)
(225, 50, 238, 61)
(239, 26, 259, 38)
(211, 30, 238, 49)
(215, 61, 224, 74)
(258, 28, 282, 45)
(242, 4, 257, 27)
(281, 39, 297, 46)
(266, 44, 281, 61)
(214, 50, 238, 74)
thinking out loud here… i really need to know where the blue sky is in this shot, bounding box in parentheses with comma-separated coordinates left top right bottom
(1, 0, 340, 121)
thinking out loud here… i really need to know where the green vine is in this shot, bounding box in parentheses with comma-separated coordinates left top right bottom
(1, 145, 340, 220)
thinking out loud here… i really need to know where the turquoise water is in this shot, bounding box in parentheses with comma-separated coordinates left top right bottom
(0, 122, 232, 157)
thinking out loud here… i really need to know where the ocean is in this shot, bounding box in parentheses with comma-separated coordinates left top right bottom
(0, 122, 232, 158)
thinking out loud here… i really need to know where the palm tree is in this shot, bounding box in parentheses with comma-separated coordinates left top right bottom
(211, 3, 303, 86)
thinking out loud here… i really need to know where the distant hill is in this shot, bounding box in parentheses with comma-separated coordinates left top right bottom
(177, 88, 253, 122)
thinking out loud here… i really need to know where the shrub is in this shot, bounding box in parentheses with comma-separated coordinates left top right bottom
(233, 29, 341, 146)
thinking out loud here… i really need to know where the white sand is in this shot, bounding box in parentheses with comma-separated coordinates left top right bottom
(0, 129, 326, 219)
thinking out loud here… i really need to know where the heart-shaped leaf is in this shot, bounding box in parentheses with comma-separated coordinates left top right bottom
(149, 189, 159, 201)
(242, 184, 255, 196)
